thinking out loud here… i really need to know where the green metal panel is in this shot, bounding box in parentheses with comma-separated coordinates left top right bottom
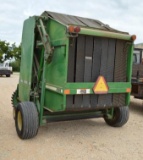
(40, 59, 46, 124)
(44, 90, 64, 111)
(46, 19, 68, 44)
(127, 44, 134, 82)
(65, 82, 131, 93)
(45, 82, 131, 95)
(45, 46, 67, 86)
(45, 19, 68, 86)
(44, 82, 131, 112)
(126, 43, 134, 105)
(18, 17, 35, 101)
(43, 19, 68, 111)
(80, 28, 132, 41)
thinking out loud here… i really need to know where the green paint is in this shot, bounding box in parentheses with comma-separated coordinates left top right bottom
(126, 43, 134, 105)
(16, 14, 133, 126)
(80, 28, 132, 41)
(39, 59, 46, 125)
(65, 82, 131, 94)
(45, 82, 131, 95)
(18, 17, 36, 101)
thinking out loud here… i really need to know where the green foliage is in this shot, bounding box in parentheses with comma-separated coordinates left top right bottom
(10, 60, 20, 72)
(0, 40, 21, 63)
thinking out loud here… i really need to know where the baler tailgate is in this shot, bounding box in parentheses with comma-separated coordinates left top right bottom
(67, 35, 129, 109)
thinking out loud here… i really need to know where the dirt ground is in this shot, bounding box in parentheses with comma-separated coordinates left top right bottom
(0, 73, 143, 160)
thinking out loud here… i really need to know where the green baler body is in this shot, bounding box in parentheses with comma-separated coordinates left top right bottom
(18, 12, 134, 125)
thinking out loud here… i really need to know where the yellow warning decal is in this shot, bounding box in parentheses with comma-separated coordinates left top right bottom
(93, 76, 109, 94)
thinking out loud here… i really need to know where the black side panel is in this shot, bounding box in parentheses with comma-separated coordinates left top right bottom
(67, 38, 76, 82)
(113, 94, 126, 107)
(113, 40, 127, 106)
(84, 36, 93, 82)
(90, 37, 102, 107)
(105, 39, 116, 106)
(98, 38, 109, 106)
(107, 39, 116, 81)
(83, 36, 93, 108)
(98, 39, 116, 107)
(99, 38, 109, 77)
(66, 38, 76, 108)
(66, 36, 128, 109)
(75, 35, 85, 82)
(114, 40, 126, 82)
(74, 35, 85, 107)
(91, 37, 102, 82)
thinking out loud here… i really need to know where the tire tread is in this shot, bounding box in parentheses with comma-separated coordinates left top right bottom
(104, 106, 129, 127)
(15, 102, 39, 139)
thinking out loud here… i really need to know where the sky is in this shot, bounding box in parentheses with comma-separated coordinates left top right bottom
(0, 0, 143, 45)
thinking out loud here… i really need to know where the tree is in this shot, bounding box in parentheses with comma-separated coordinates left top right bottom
(0, 40, 21, 63)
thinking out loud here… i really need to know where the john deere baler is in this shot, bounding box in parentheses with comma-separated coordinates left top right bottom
(12, 11, 135, 139)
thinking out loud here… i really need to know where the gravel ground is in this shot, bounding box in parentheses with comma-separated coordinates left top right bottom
(0, 73, 143, 160)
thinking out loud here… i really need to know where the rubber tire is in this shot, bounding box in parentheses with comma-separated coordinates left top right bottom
(13, 107, 16, 120)
(6, 74, 10, 77)
(15, 102, 39, 139)
(104, 106, 129, 127)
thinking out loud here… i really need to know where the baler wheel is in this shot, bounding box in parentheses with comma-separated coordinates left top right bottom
(104, 106, 129, 127)
(15, 102, 39, 139)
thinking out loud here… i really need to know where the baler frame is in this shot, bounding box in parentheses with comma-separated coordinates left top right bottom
(12, 12, 135, 139)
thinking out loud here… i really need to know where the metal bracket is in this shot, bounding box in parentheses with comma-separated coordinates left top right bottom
(37, 18, 54, 63)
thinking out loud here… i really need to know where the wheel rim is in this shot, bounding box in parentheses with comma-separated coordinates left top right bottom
(17, 111, 22, 131)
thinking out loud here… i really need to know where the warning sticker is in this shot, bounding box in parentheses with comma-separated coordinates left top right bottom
(77, 89, 90, 94)
(93, 76, 109, 94)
